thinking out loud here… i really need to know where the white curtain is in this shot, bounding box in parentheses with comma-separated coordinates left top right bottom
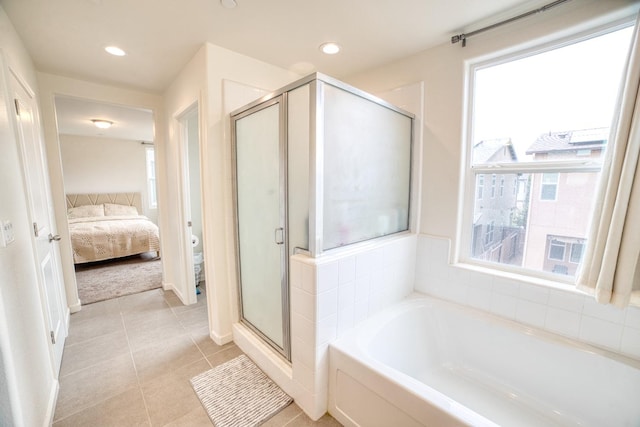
(576, 16, 640, 308)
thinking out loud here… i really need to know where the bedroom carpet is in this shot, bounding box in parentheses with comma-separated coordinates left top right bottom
(191, 354, 293, 427)
(75, 252, 162, 305)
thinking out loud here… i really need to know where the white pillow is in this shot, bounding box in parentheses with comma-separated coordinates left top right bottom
(67, 204, 105, 219)
(104, 203, 138, 216)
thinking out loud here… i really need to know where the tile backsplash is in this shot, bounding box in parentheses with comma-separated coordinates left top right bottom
(415, 234, 640, 360)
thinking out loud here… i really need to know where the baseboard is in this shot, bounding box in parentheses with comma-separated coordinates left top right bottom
(68, 299, 81, 314)
(210, 329, 233, 345)
(43, 379, 59, 427)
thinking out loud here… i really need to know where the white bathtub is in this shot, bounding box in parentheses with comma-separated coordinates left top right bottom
(328, 294, 640, 427)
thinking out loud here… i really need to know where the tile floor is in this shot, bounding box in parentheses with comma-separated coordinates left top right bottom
(53, 285, 341, 426)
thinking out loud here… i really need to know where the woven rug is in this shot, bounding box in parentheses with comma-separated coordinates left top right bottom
(75, 252, 162, 304)
(191, 354, 293, 427)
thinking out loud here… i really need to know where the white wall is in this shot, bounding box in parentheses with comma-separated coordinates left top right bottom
(59, 134, 156, 222)
(37, 72, 164, 311)
(0, 5, 58, 426)
(346, 0, 640, 359)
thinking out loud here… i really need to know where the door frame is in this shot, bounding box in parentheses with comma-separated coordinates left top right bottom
(175, 101, 201, 305)
(230, 94, 291, 360)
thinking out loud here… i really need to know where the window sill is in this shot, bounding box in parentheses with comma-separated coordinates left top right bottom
(451, 261, 586, 296)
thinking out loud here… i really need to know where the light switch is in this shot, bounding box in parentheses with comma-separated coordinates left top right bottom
(0, 220, 15, 247)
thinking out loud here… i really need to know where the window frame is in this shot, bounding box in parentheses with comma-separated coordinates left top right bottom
(456, 17, 635, 284)
(146, 147, 157, 209)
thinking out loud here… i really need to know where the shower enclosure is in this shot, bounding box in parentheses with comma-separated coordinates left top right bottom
(231, 73, 413, 359)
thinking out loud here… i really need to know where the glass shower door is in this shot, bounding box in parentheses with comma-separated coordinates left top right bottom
(233, 97, 289, 356)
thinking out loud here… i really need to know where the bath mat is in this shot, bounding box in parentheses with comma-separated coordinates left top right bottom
(190, 354, 293, 427)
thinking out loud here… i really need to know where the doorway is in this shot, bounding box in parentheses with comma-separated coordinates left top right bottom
(53, 96, 162, 305)
(179, 105, 205, 300)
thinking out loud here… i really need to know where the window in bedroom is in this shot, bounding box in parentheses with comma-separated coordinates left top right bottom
(460, 21, 634, 280)
(146, 147, 157, 209)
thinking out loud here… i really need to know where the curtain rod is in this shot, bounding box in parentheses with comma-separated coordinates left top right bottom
(451, 0, 571, 47)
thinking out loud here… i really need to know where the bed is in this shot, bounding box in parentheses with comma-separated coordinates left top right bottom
(66, 193, 160, 264)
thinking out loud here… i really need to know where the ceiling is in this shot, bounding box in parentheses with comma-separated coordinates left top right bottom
(1, 0, 552, 94)
(54, 96, 154, 142)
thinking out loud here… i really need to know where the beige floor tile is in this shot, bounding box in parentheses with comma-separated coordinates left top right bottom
(65, 312, 124, 346)
(283, 412, 343, 426)
(132, 335, 205, 384)
(162, 405, 212, 426)
(70, 298, 121, 323)
(141, 358, 211, 426)
(54, 354, 138, 421)
(262, 402, 303, 426)
(205, 344, 243, 367)
(118, 288, 167, 313)
(189, 327, 235, 357)
(174, 305, 209, 329)
(59, 329, 129, 377)
(53, 387, 149, 427)
(125, 315, 187, 352)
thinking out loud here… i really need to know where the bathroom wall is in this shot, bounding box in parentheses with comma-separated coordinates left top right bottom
(59, 134, 156, 222)
(345, 0, 640, 360)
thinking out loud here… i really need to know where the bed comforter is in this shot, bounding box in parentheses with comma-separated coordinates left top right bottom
(69, 215, 160, 264)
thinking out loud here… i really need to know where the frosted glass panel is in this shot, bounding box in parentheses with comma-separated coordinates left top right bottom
(288, 85, 310, 255)
(235, 102, 284, 348)
(323, 84, 412, 250)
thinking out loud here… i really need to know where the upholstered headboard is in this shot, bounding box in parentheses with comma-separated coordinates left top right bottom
(66, 193, 143, 213)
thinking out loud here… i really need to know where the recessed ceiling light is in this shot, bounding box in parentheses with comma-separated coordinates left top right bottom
(105, 46, 126, 56)
(320, 42, 341, 55)
(91, 119, 113, 129)
(221, 0, 237, 8)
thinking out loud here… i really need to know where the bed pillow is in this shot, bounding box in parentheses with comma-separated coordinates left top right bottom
(67, 204, 105, 219)
(104, 203, 138, 216)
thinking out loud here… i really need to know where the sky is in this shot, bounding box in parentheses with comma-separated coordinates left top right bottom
(472, 25, 634, 161)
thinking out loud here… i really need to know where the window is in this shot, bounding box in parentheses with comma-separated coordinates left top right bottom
(461, 23, 634, 280)
(548, 239, 566, 261)
(540, 173, 559, 201)
(146, 147, 157, 209)
(490, 174, 496, 198)
(570, 242, 584, 263)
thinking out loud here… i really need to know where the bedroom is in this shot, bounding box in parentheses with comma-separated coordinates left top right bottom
(55, 96, 164, 304)
(1, 0, 640, 425)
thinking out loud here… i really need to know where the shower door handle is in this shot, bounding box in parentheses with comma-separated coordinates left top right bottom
(274, 227, 284, 245)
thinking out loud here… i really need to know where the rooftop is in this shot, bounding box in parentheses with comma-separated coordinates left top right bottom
(526, 127, 608, 155)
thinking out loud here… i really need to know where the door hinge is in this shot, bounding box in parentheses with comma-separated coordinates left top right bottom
(14, 99, 20, 115)
(187, 221, 192, 227)
(33, 222, 39, 237)
(50, 331, 56, 344)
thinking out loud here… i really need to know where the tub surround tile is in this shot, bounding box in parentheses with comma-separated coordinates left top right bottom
(548, 289, 585, 313)
(582, 298, 627, 325)
(354, 275, 371, 302)
(492, 277, 520, 297)
(544, 307, 582, 339)
(291, 312, 315, 345)
(580, 316, 624, 351)
(625, 307, 640, 329)
(317, 314, 338, 345)
(620, 327, 640, 358)
(291, 260, 303, 289)
(516, 299, 547, 328)
(301, 263, 316, 294)
(490, 292, 518, 320)
(317, 262, 339, 293)
(355, 252, 374, 278)
(518, 284, 550, 305)
(337, 307, 355, 336)
(338, 282, 356, 310)
(317, 288, 339, 320)
(338, 256, 356, 285)
(291, 287, 315, 322)
(415, 236, 640, 364)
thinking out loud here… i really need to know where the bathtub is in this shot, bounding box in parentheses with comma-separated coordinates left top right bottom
(328, 294, 640, 427)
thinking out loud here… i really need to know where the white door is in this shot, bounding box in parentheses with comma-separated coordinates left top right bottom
(11, 71, 67, 374)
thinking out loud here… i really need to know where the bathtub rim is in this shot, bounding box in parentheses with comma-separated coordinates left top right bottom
(334, 292, 640, 371)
